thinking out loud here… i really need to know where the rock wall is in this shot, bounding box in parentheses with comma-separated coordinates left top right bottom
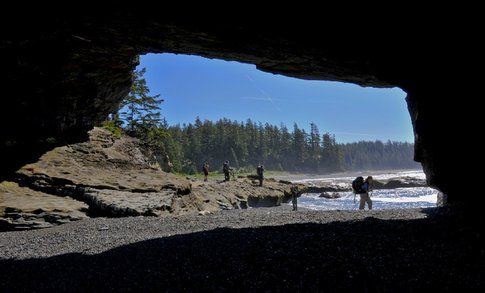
(1, 11, 471, 204)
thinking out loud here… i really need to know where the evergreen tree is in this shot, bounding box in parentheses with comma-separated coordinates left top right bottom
(292, 123, 307, 170)
(120, 68, 163, 136)
(309, 122, 321, 170)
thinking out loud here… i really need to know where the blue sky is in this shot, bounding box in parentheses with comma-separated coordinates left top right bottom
(139, 53, 413, 143)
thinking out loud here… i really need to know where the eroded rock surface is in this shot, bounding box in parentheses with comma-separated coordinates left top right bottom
(0, 181, 88, 230)
(190, 178, 297, 211)
(12, 128, 194, 217)
(372, 177, 427, 189)
(2, 128, 296, 229)
(319, 192, 342, 199)
(301, 177, 427, 194)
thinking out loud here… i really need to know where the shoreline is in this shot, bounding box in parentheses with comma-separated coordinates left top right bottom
(185, 168, 424, 181)
(268, 168, 424, 182)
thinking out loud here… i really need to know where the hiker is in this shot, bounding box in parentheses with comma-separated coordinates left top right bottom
(202, 162, 209, 182)
(291, 185, 300, 211)
(256, 164, 264, 187)
(360, 176, 373, 210)
(223, 160, 230, 181)
(353, 176, 373, 210)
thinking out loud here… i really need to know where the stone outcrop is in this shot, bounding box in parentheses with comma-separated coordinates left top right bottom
(319, 192, 342, 199)
(12, 128, 194, 216)
(191, 178, 299, 210)
(302, 185, 350, 194)
(371, 178, 427, 190)
(1, 128, 296, 230)
(0, 181, 88, 230)
(301, 177, 427, 194)
(0, 11, 472, 205)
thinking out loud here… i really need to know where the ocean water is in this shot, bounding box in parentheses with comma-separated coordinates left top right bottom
(291, 170, 438, 210)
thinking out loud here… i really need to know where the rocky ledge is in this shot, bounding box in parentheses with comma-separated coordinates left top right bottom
(300, 177, 427, 194)
(0, 181, 88, 231)
(1, 128, 298, 231)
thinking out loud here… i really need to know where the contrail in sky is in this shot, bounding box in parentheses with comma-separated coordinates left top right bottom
(241, 96, 284, 101)
(333, 131, 378, 137)
(245, 74, 282, 112)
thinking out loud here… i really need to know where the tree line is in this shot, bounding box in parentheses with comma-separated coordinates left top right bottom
(159, 118, 419, 174)
(103, 68, 420, 174)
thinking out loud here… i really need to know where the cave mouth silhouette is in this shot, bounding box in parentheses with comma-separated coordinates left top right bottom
(1, 16, 469, 207)
(0, 13, 480, 291)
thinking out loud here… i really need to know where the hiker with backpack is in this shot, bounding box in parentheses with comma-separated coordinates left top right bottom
(352, 176, 374, 210)
(223, 160, 231, 181)
(291, 185, 301, 211)
(256, 164, 264, 187)
(202, 162, 209, 182)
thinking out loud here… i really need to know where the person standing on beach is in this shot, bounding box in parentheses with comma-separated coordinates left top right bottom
(256, 164, 264, 187)
(202, 162, 209, 182)
(359, 176, 373, 210)
(291, 185, 300, 211)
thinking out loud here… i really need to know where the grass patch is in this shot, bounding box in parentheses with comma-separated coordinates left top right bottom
(177, 170, 298, 180)
(0, 181, 18, 188)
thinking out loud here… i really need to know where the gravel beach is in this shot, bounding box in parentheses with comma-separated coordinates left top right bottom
(1, 205, 483, 291)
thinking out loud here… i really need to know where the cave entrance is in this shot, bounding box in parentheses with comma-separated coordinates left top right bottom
(117, 53, 438, 210)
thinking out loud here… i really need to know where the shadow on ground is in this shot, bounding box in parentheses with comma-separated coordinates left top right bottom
(1, 209, 484, 291)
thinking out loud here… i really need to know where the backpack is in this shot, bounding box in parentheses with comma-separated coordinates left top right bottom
(352, 176, 365, 194)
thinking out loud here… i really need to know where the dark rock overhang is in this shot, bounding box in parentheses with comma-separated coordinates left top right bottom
(1, 9, 471, 203)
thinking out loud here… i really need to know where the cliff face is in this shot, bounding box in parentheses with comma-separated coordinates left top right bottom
(1, 11, 472, 204)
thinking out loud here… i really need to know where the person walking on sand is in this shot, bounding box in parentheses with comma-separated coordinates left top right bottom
(202, 162, 209, 182)
(256, 164, 264, 187)
(223, 160, 231, 182)
(291, 185, 300, 211)
(359, 176, 373, 210)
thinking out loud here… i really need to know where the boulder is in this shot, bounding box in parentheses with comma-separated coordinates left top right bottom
(301, 185, 349, 193)
(300, 177, 427, 195)
(372, 178, 427, 189)
(319, 192, 342, 199)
